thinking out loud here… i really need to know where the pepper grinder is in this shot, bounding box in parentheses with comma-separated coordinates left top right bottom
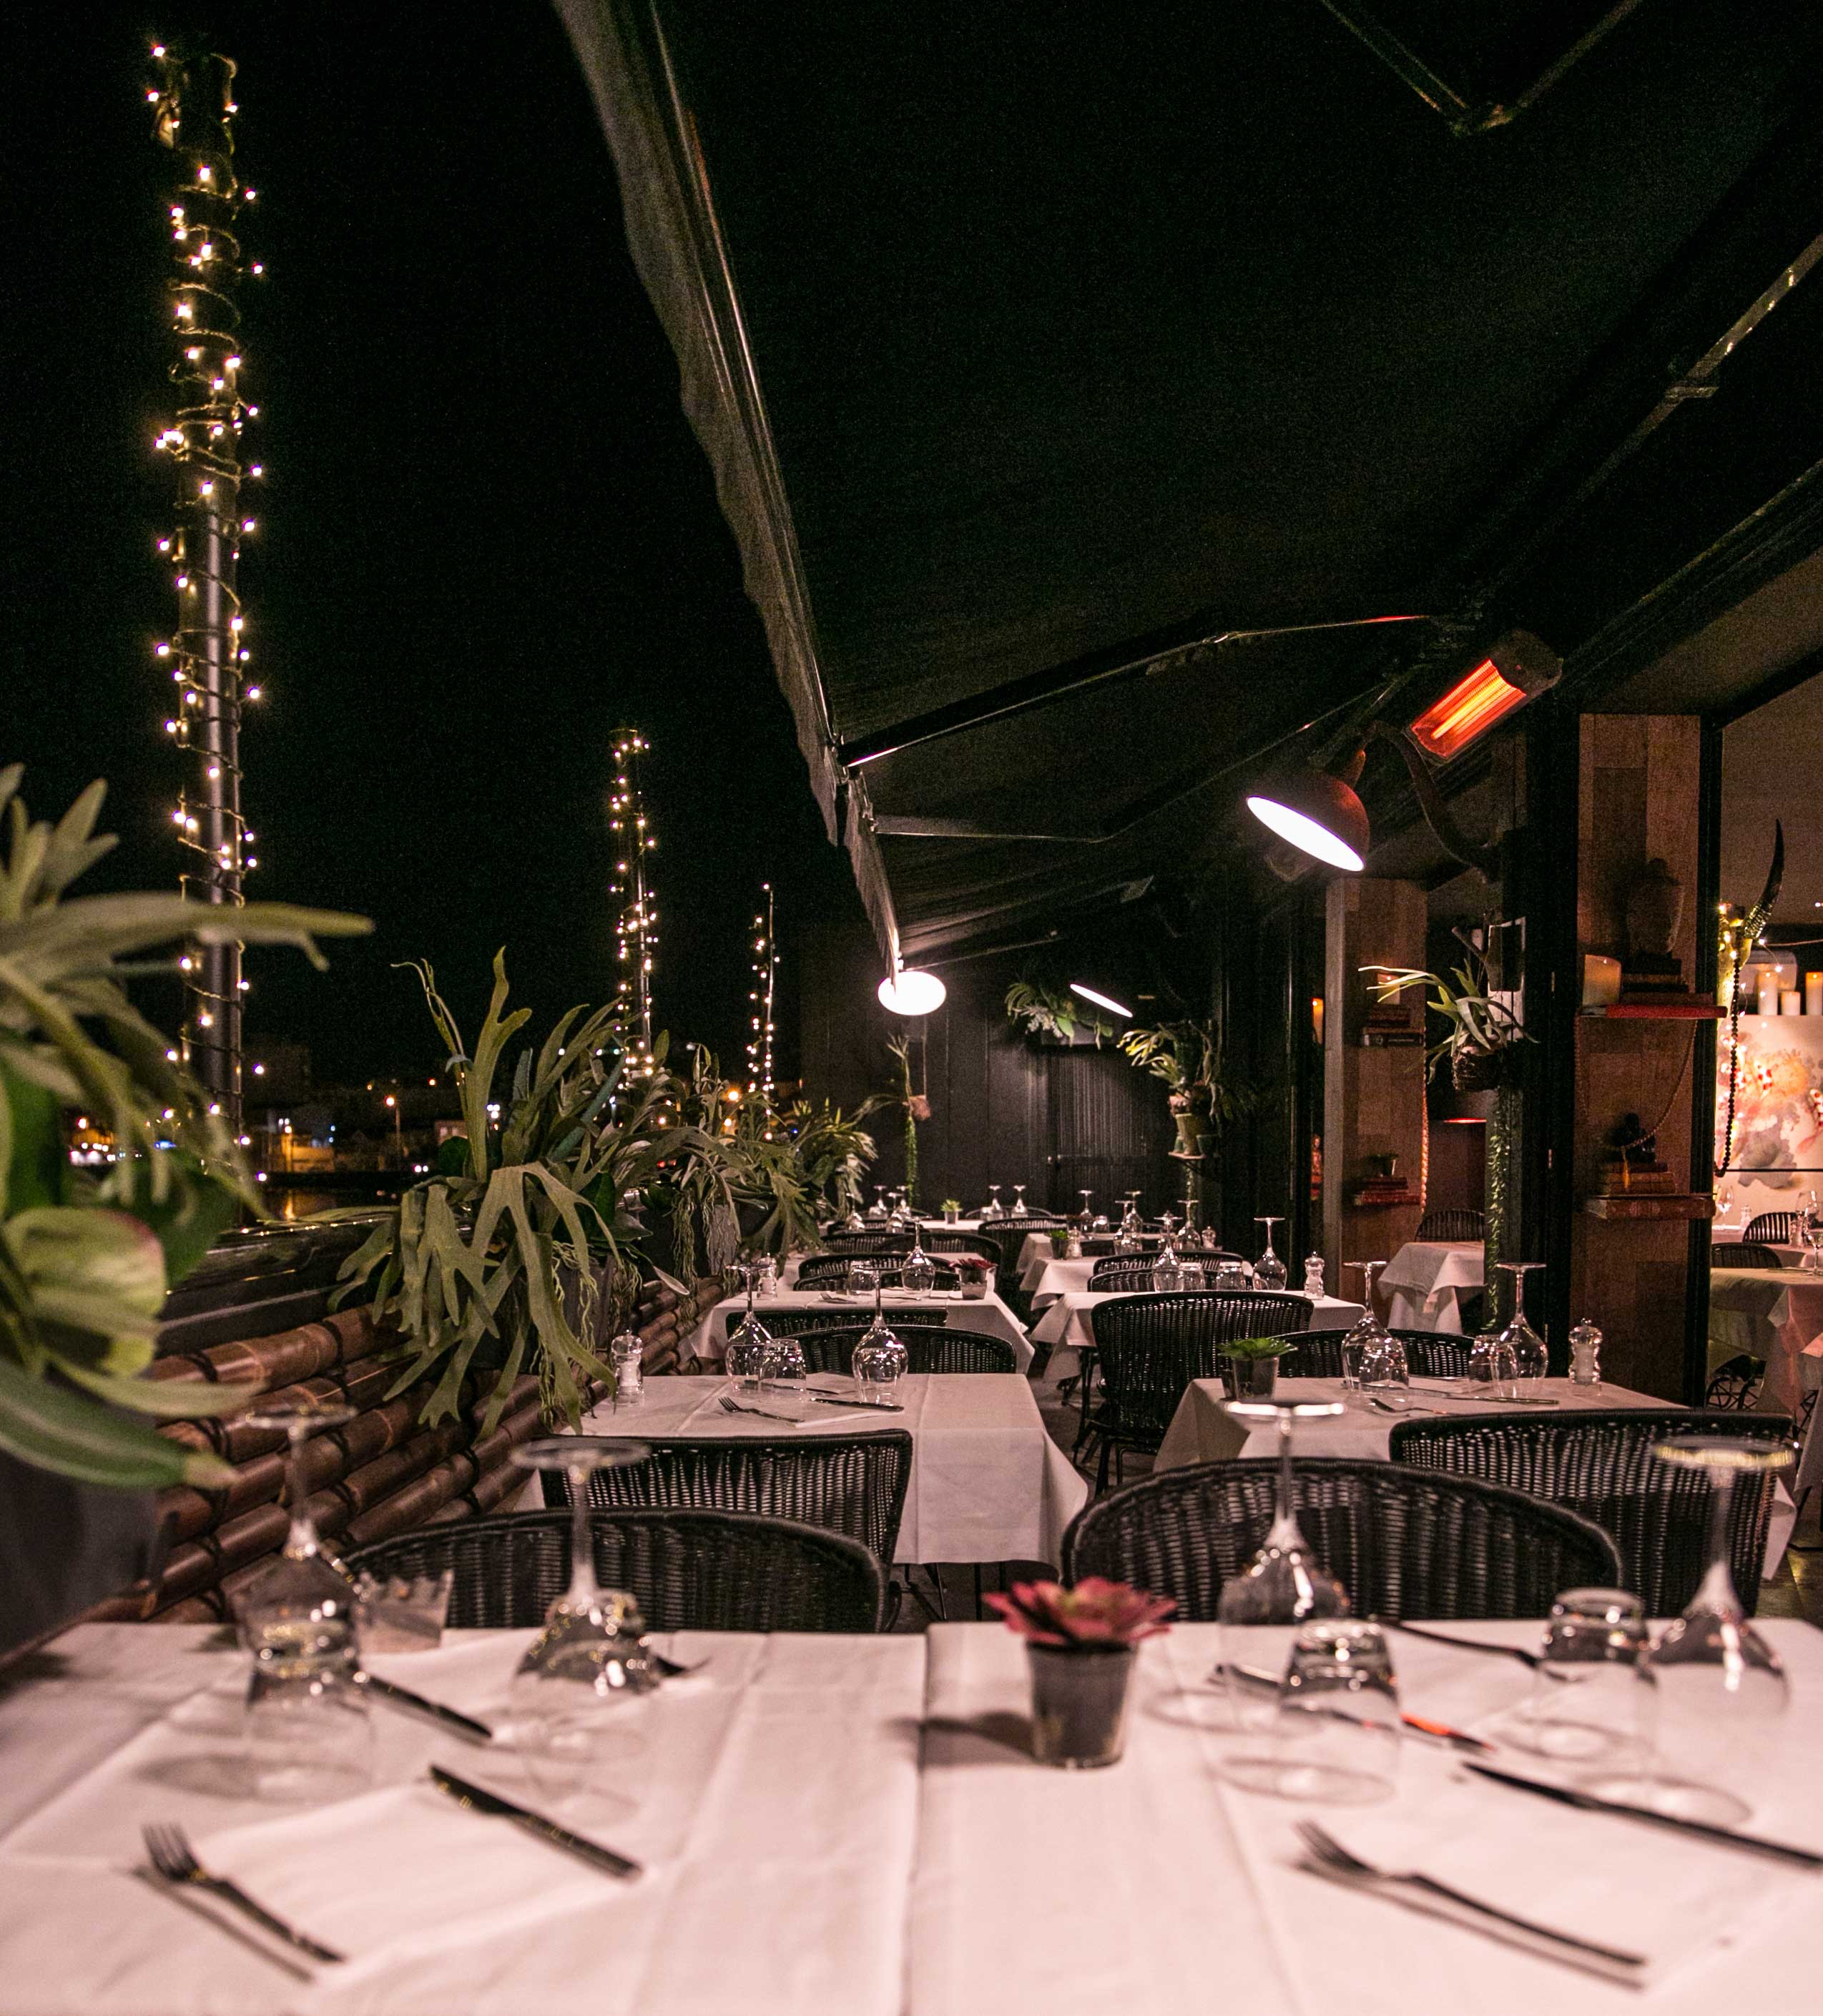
(1568, 1317, 1602, 1389)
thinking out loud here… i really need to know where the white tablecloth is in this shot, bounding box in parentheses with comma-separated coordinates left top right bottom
(0, 1626, 923, 2016)
(581, 1375, 1084, 1567)
(1712, 1228, 1806, 1265)
(1154, 1376, 1795, 1576)
(683, 1287, 1032, 1372)
(1029, 1292, 1365, 1382)
(1707, 1268, 1823, 1416)
(1378, 1240, 1484, 1332)
(913, 1618, 1823, 2016)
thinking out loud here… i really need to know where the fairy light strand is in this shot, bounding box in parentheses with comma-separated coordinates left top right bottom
(149, 41, 262, 1130)
(608, 729, 657, 1076)
(746, 881, 777, 1106)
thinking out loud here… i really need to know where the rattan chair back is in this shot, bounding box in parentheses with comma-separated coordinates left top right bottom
(772, 1324, 1017, 1377)
(1293, 1327, 1475, 1381)
(795, 1254, 959, 1292)
(1089, 1292, 1312, 1452)
(346, 1507, 885, 1632)
(919, 1231, 1004, 1264)
(1387, 1409, 1792, 1616)
(1722, 1243, 1785, 1270)
(1062, 1456, 1620, 1621)
(1742, 1211, 1799, 1245)
(1415, 1208, 1485, 1241)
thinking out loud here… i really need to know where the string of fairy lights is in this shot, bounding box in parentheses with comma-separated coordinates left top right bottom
(609, 729, 658, 1075)
(747, 882, 777, 1104)
(148, 41, 265, 1131)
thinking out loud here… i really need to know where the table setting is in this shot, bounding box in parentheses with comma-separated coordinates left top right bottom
(682, 1280, 1033, 1370)
(1377, 1238, 1485, 1332)
(1028, 1289, 1367, 1385)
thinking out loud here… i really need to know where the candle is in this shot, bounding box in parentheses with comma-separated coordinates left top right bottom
(1808, 973, 1822, 1017)
(1757, 971, 1779, 1016)
(1782, 989, 1802, 1016)
(1581, 955, 1621, 1008)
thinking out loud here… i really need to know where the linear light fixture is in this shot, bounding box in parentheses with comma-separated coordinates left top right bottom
(1069, 982, 1134, 1019)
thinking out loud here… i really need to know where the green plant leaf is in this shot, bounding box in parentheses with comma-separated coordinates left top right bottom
(0, 1353, 235, 1488)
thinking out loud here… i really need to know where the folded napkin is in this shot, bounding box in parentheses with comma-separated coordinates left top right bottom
(1319, 1766, 1819, 1986)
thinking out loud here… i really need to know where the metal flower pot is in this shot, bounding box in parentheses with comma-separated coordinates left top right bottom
(1027, 1643, 1136, 1768)
(1220, 1354, 1279, 1400)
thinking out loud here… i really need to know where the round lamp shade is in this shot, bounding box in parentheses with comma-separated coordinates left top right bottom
(878, 968, 947, 1016)
(1246, 769, 1370, 872)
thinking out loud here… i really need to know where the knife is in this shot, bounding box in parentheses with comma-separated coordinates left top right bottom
(1217, 1663, 1493, 1752)
(428, 1765, 643, 1878)
(760, 1383, 905, 1412)
(359, 1673, 493, 1743)
(1463, 1761, 1823, 1868)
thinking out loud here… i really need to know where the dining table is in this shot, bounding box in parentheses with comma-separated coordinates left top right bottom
(1377, 1239, 1484, 1332)
(682, 1286, 1033, 1372)
(1028, 1290, 1366, 1385)
(1152, 1375, 1797, 1577)
(3, 1616, 1819, 2015)
(576, 1373, 1086, 1568)
(1706, 1267, 1823, 1416)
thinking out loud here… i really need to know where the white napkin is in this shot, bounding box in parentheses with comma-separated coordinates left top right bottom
(1321, 1766, 1820, 1985)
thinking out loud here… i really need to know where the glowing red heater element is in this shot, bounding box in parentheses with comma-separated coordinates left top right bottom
(1407, 659, 1528, 759)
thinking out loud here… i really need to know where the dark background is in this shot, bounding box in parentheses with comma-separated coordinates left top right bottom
(4, 3, 865, 1086)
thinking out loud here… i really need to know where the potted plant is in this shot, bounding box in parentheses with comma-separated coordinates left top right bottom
(0, 769, 369, 1649)
(1048, 1227, 1072, 1257)
(1116, 1017, 1252, 1155)
(1004, 978, 1117, 1048)
(1365, 930, 1533, 1091)
(986, 1578, 1176, 1768)
(940, 1196, 962, 1224)
(953, 1253, 992, 1299)
(1219, 1334, 1297, 1400)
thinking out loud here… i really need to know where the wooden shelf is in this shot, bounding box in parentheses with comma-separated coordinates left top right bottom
(1349, 1190, 1420, 1209)
(1579, 1001, 1722, 1021)
(1581, 1194, 1716, 1221)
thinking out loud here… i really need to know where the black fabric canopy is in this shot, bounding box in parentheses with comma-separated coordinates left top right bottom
(559, 1, 1823, 958)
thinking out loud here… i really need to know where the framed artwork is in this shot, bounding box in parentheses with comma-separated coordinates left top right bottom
(1715, 1013, 1823, 1224)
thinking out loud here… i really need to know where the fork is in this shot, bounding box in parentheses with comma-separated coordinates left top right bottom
(718, 1395, 803, 1425)
(1380, 1619, 1571, 1680)
(1295, 1821, 1646, 1970)
(142, 1822, 344, 1965)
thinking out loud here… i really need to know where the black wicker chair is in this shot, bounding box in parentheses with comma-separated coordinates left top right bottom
(1293, 1327, 1476, 1381)
(1387, 1410, 1792, 1617)
(818, 1233, 912, 1257)
(1061, 1457, 1621, 1621)
(1084, 1292, 1312, 1489)
(1088, 1256, 1166, 1290)
(1704, 1354, 1767, 1409)
(345, 1507, 886, 1633)
(544, 1430, 913, 1570)
(1719, 1242, 1786, 1270)
(1743, 1211, 1801, 1244)
(920, 1231, 1005, 1264)
(795, 1255, 960, 1292)
(770, 1324, 1018, 1376)
(747, 1306, 953, 1337)
(1415, 1208, 1485, 1242)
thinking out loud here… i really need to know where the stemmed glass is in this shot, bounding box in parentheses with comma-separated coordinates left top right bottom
(1340, 1262, 1389, 1390)
(1077, 1189, 1095, 1227)
(982, 1184, 1004, 1220)
(1214, 1397, 1350, 1730)
(1590, 1437, 1794, 1825)
(236, 1398, 369, 1801)
(725, 1264, 775, 1391)
(900, 1232, 938, 1297)
(506, 1436, 658, 1799)
(1254, 1217, 1288, 1291)
(1495, 1261, 1549, 1385)
(851, 1270, 909, 1388)
(1011, 1183, 1028, 1216)
(868, 1185, 888, 1221)
(1151, 1234, 1186, 1293)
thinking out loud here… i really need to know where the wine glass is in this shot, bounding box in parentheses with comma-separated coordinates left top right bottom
(1340, 1262, 1389, 1390)
(1077, 1189, 1095, 1226)
(725, 1264, 774, 1392)
(1214, 1397, 1350, 1732)
(1495, 1261, 1549, 1385)
(1010, 1184, 1028, 1216)
(236, 1399, 370, 1801)
(1468, 1327, 1518, 1397)
(900, 1234, 938, 1297)
(982, 1184, 1004, 1220)
(867, 1185, 888, 1221)
(1505, 1587, 1649, 1763)
(506, 1436, 659, 1804)
(851, 1269, 908, 1388)
(1589, 1437, 1795, 1824)
(1253, 1217, 1288, 1291)
(1151, 1233, 1186, 1293)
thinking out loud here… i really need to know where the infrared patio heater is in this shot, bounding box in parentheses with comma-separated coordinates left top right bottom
(1245, 631, 1562, 879)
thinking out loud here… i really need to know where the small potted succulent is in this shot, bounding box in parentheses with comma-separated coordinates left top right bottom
(941, 1197, 963, 1224)
(986, 1578, 1176, 1768)
(1048, 1227, 1071, 1257)
(1219, 1334, 1297, 1400)
(953, 1252, 993, 1299)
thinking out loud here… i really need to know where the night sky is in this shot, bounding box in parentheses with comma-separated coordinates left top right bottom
(6, 4, 864, 1087)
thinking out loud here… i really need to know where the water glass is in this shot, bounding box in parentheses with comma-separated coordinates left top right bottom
(1506, 1587, 1648, 1762)
(1226, 1620, 1401, 1804)
(1468, 1329, 1518, 1397)
(848, 1258, 880, 1298)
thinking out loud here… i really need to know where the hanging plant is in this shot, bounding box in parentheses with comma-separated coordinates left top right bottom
(886, 1033, 928, 1206)
(1005, 978, 1116, 1047)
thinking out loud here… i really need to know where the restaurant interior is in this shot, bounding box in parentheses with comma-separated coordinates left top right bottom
(6, 6, 1823, 2012)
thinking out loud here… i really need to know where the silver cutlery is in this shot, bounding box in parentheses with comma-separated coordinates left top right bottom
(142, 1822, 344, 1965)
(1367, 1397, 1445, 1416)
(1213, 1664, 1493, 1752)
(1464, 1761, 1823, 1868)
(760, 1382, 904, 1412)
(719, 1395, 807, 1424)
(1381, 1620, 1571, 1680)
(357, 1671, 493, 1742)
(428, 1764, 642, 1878)
(1295, 1820, 1646, 1971)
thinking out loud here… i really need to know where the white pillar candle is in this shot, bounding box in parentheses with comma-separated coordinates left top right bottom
(1782, 989, 1803, 1016)
(1757, 971, 1779, 1016)
(1581, 955, 1621, 1008)
(1807, 973, 1822, 1017)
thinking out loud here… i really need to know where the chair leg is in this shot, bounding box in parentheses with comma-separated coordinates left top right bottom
(1096, 1435, 1111, 1495)
(972, 1565, 984, 1618)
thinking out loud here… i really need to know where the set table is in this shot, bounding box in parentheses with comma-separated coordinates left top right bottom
(3, 1617, 1819, 2015)
(1377, 1239, 1484, 1332)
(1152, 1375, 1797, 1576)
(1706, 1267, 1823, 1417)
(1028, 1290, 1366, 1384)
(578, 1374, 1086, 1568)
(682, 1287, 1033, 1372)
